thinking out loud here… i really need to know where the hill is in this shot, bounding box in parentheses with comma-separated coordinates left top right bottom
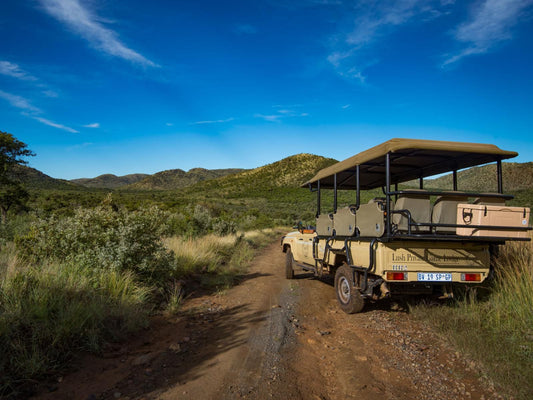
(127, 168, 245, 190)
(423, 162, 533, 192)
(72, 173, 149, 189)
(12, 165, 84, 191)
(167, 154, 339, 226)
(182, 153, 338, 197)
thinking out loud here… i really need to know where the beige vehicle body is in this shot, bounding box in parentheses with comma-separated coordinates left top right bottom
(281, 138, 531, 313)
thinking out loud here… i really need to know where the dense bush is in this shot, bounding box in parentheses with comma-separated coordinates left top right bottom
(16, 204, 174, 283)
(1, 191, 284, 396)
(164, 204, 237, 237)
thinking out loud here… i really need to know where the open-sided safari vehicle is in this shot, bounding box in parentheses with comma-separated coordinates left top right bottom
(281, 138, 531, 313)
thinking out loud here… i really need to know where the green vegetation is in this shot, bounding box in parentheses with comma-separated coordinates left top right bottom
(71, 173, 149, 189)
(411, 236, 533, 400)
(0, 244, 151, 397)
(0, 193, 283, 396)
(0, 132, 35, 224)
(17, 200, 174, 284)
(128, 167, 245, 190)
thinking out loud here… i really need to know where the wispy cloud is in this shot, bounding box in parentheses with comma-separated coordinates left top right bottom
(32, 116, 79, 133)
(254, 114, 282, 122)
(0, 59, 61, 99)
(443, 0, 533, 66)
(0, 90, 78, 133)
(191, 117, 235, 125)
(0, 61, 38, 81)
(255, 108, 309, 122)
(39, 0, 157, 67)
(0, 90, 42, 113)
(327, 1, 452, 82)
(83, 122, 100, 128)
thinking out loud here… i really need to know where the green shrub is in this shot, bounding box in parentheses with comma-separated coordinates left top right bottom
(212, 218, 237, 236)
(16, 205, 174, 283)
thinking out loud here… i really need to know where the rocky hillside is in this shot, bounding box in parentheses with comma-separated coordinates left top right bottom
(423, 162, 533, 192)
(127, 168, 245, 191)
(181, 153, 338, 197)
(72, 173, 149, 189)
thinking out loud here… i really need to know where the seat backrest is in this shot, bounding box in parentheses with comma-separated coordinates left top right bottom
(432, 193, 469, 233)
(334, 207, 357, 236)
(316, 213, 334, 236)
(392, 190, 431, 233)
(357, 202, 385, 237)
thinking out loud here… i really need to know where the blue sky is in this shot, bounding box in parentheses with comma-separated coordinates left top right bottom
(1, 0, 532, 179)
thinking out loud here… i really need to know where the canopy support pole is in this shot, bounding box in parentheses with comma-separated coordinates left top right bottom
(386, 153, 391, 237)
(497, 160, 503, 194)
(317, 180, 321, 217)
(333, 174, 338, 213)
(356, 165, 360, 208)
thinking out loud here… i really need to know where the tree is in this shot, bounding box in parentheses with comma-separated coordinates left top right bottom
(0, 131, 35, 223)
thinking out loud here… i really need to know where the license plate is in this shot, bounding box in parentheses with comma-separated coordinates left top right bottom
(417, 273, 452, 282)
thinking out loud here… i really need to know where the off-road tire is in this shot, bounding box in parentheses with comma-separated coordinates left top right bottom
(285, 248, 295, 279)
(334, 264, 364, 314)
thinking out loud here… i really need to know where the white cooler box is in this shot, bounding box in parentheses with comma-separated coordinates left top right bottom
(457, 203, 530, 238)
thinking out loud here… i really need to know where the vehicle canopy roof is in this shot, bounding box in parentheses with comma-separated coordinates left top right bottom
(303, 138, 517, 190)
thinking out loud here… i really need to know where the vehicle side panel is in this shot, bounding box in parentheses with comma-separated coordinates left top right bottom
(318, 239, 491, 283)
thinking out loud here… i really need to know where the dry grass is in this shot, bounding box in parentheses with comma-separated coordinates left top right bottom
(164, 228, 284, 278)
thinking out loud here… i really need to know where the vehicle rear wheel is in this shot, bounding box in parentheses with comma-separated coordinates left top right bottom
(285, 248, 295, 279)
(334, 264, 364, 314)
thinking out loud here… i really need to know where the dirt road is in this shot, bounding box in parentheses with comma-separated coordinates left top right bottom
(33, 239, 501, 400)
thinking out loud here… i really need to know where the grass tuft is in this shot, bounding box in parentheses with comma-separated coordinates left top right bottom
(0, 259, 150, 396)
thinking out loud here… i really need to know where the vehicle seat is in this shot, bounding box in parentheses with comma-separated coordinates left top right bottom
(316, 213, 334, 236)
(432, 193, 469, 233)
(334, 207, 357, 236)
(392, 190, 431, 233)
(357, 202, 385, 237)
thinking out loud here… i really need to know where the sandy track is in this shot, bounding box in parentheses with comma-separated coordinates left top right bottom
(32, 238, 501, 400)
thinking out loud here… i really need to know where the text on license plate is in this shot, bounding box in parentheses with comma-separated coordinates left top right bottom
(417, 273, 452, 282)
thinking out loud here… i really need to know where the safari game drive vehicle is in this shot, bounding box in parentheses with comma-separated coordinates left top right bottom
(281, 138, 531, 313)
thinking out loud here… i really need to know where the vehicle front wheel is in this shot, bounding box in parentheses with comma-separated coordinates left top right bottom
(285, 248, 295, 279)
(334, 265, 364, 314)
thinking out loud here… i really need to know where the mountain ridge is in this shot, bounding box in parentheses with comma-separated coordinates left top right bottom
(127, 168, 246, 190)
(71, 173, 149, 189)
(13, 158, 533, 194)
